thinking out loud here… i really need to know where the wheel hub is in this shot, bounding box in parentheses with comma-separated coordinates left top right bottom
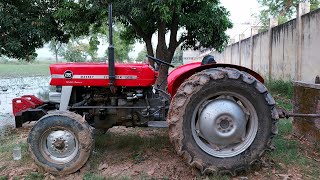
(45, 130, 77, 161)
(53, 139, 66, 150)
(199, 99, 247, 146)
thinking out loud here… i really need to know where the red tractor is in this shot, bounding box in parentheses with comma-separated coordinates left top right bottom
(12, 5, 278, 176)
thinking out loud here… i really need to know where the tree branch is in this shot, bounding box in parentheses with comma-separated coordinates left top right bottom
(126, 15, 147, 40)
(177, 34, 189, 45)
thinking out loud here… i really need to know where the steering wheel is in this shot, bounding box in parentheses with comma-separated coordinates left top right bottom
(146, 55, 175, 68)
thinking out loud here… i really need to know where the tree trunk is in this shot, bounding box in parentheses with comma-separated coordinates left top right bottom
(155, 21, 170, 90)
(145, 38, 155, 67)
(55, 51, 58, 63)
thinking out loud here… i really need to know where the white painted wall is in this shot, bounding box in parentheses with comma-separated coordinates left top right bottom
(212, 8, 320, 83)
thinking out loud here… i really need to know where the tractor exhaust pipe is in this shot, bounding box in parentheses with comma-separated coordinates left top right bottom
(108, 4, 115, 88)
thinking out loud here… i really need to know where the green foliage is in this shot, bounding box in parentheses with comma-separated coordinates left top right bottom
(0, 0, 68, 61)
(257, 0, 320, 29)
(54, 0, 232, 57)
(2, 0, 232, 87)
(89, 34, 100, 61)
(110, 25, 134, 62)
(49, 38, 64, 63)
(0, 176, 8, 180)
(136, 48, 148, 62)
(60, 40, 89, 62)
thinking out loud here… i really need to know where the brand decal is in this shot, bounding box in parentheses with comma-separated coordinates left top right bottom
(52, 74, 137, 80)
(64, 70, 73, 79)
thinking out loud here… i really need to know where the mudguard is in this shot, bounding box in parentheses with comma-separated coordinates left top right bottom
(167, 62, 264, 97)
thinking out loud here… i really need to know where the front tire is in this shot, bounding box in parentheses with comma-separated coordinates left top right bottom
(28, 111, 94, 175)
(168, 68, 278, 175)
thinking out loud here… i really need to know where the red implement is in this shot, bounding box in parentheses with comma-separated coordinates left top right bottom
(12, 95, 44, 116)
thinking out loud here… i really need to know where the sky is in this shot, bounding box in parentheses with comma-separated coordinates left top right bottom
(221, 0, 261, 42)
(36, 0, 260, 60)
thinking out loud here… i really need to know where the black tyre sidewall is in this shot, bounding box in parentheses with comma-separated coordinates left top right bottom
(182, 78, 273, 170)
(28, 114, 93, 174)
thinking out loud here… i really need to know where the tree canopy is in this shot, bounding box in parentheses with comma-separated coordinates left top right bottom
(0, 0, 68, 61)
(257, 0, 320, 29)
(56, 0, 232, 88)
(1, 0, 232, 89)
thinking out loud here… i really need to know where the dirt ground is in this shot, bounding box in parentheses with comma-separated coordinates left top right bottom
(0, 123, 319, 180)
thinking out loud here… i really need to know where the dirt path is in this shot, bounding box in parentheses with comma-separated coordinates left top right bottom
(0, 124, 319, 180)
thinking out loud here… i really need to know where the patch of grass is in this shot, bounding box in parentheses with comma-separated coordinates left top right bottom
(0, 63, 50, 78)
(265, 80, 293, 99)
(132, 151, 145, 164)
(24, 172, 44, 180)
(0, 176, 8, 180)
(271, 136, 301, 164)
(268, 118, 320, 177)
(83, 172, 106, 180)
(275, 97, 293, 110)
(12, 176, 21, 180)
(265, 80, 293, 111)
(278, 119, 293, 136)
(270, 135, 320, 177)
(0, 130, 31, 164)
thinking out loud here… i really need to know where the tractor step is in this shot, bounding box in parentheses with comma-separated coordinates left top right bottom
(147, 121, 168, 128)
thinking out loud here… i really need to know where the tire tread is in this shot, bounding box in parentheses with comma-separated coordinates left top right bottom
(167, 68, 278, 175)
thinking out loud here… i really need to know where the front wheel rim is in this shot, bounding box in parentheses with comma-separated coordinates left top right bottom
(40, 128, 79, 164)
(191, 91, 258, 158)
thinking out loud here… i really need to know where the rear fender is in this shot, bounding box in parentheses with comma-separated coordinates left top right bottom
(167, 62, 264, 97)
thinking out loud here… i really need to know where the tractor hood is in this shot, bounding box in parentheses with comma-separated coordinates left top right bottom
(49, 62, 158, 87)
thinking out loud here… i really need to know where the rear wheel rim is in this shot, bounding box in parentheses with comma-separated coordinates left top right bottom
(191, 91, 258, 158)
(40, 128, 79, 164)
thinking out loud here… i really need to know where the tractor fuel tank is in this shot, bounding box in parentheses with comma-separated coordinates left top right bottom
(50, 63, 158, 87)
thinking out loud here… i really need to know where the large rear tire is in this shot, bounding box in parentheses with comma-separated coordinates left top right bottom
(168, 68, 278, 175)
(28, 111, 94, 175)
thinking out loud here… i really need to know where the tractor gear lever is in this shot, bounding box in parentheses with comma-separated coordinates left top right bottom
(146, 55, 175, 68)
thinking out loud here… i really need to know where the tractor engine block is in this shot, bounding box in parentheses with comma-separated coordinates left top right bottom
(53, 86, 168, 129)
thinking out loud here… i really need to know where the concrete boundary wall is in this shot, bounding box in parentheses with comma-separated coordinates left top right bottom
(212, 6, 320, 83)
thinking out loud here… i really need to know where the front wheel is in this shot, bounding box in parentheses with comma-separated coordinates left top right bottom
(168, 68, 278, 175)
(28, 111, 94, 175)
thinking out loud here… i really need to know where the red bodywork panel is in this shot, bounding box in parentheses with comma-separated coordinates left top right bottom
(50, 63, 158, 87)
(167, 62, 264, 96)
(12, 95, 44, 116)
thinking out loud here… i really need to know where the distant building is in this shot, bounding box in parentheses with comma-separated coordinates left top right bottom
(182, 48, 212, 64)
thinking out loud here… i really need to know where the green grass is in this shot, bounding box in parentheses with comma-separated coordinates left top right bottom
(0, 63, 50, 78)
(265, 80, 293, 100)
(24, 172, 44, 180)
(265, 80, 320, 177)
(0, 129, 31, 164)
(268, 116, 320, 177)
(266, 79, 293, 111)
(0, 176, 8, 180)
(83, 172, 106, 180)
